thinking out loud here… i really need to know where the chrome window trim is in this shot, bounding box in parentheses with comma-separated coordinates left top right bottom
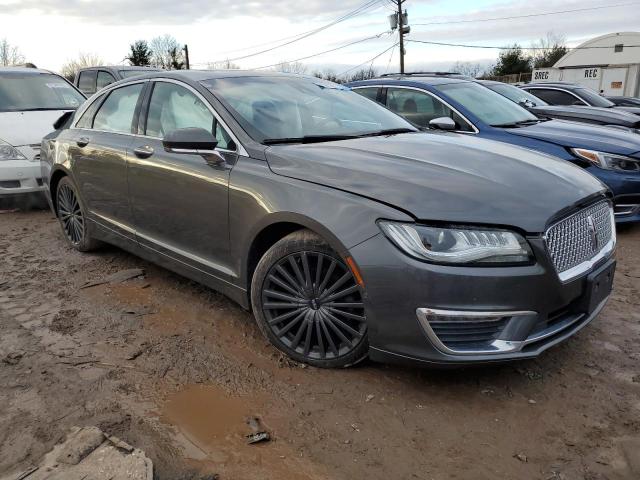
(71, 77, 248, 157)
(352, 84, 479, 134)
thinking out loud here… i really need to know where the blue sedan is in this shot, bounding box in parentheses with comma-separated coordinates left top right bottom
(348, 74, 640, 223)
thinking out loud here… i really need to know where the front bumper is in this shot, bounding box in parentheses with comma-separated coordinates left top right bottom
(349, 233, 614, 366)
(584, 165, 640, 223)
(0, 160, 45, 196)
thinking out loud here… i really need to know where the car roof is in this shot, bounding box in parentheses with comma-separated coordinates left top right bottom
(524, 82, 583, 88)
(77, 65, 161, 72)
(351, 73, 474, 86)
(0, 66, 57, 75)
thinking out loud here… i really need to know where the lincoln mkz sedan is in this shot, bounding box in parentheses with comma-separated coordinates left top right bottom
(41, 71, 616, 368)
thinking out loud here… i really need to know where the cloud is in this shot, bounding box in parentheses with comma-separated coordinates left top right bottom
(0, 0, 371, 24)
(409, 0, 637, 45)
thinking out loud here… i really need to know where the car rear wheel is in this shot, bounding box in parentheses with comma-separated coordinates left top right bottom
(56, 176, 99, 252)
(251, 230, 368, 368)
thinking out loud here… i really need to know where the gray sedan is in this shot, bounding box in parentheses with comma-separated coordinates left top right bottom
(41, 71, 615, 368)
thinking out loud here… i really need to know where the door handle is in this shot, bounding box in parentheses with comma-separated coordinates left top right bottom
(133, 146, 154, 159)
(76, 137, 90, 147)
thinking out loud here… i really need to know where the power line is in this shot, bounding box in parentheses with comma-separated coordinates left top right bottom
(385, 43, 397, 73)
(255, 31, 392, 70)
(211, 0, 384, 64)
(405, 38, 640, 50)
(411, 2, 639, 26)
(338, 42, 398, 77)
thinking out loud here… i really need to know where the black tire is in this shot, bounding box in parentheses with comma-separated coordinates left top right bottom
(55, 176, 100, 252)
(251, 230, 368, 368)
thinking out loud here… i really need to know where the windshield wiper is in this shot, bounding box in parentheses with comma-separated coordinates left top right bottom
(357, 127, 416, 137)
(492, 119, 541, 128)
(263, 134, 359, 145)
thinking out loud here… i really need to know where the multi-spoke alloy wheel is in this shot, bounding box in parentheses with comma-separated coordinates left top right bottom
(252, 231, 368, 368)
(58, 183, 85, 245)
(55, 177, 99, 252)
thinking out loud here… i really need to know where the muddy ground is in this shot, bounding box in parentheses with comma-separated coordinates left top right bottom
(1, 208, 639, 480)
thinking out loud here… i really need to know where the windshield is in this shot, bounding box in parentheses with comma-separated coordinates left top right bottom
(576, 87, 615, 108)
(200, 76, 415, 143)
(436, 82, 538, 126)
(119, 69, 159, 79)
(485, 83, 549, 107)
(0, 72, 85, 112)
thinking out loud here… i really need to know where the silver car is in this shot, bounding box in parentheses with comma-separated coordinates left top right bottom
(0, 67, 85, 199)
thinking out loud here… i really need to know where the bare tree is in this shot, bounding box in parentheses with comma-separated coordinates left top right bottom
(60, 53, 104, 81)
(345, 66, 378, 83)
(450, 61, 485, 78)
(208, 59, 241, 70)
(274, 61, 308, 75)
(530, 32, 568, 69)
(312, 69, 342, 83)
(150, 34, 184, 70)
(0, 38, 25, 66)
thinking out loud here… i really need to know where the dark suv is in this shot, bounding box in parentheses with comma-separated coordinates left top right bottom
(74, 66, 161, 96)
(41, 71, 615, 368)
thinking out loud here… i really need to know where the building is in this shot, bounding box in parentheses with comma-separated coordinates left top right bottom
(531, 32, 640, 97)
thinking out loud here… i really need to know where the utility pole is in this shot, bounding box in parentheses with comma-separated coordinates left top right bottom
(397, 0, 405, 74)
(389, 1, 409, 73)
(183, 44, 190, 70)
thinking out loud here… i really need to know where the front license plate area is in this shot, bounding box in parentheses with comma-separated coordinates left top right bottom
(583, 259, 616, 313)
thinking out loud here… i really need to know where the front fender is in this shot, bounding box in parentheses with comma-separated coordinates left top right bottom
(229, 156, 413, 290)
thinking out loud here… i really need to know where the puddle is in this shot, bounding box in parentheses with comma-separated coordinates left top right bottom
(161, 384, 325, 479)
(163, 384, 257, 456)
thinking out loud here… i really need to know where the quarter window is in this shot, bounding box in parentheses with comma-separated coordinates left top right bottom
(75, 93, 106, 128)
(96, 71, 116, 90)
(78, 70, 97, 95)
(92, 83, 144, 134)
(386, 87, 473, 132)
(354, 87, 381, 104)
(146, 82, 235, 150)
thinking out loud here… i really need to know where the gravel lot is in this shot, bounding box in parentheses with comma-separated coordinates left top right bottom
(1, 208, 639, 480)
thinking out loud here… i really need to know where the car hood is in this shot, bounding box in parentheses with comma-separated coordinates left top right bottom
(0, 110, 72, 146)
(265, 133, 606, 233)
(507, 119, 640, 155)
(530, 105, 640, 128)
(615, 105, 640, 115)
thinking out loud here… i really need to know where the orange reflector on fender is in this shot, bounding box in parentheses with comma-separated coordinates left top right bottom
(345, 256, 365, 288)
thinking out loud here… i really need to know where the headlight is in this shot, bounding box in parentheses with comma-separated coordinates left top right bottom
(571, 148, 640, 172)
(378, 221, 533, 265)
(0, 139, 27, 161)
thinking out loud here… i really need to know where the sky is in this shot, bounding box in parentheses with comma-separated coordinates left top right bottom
(0, 0, 638, 75)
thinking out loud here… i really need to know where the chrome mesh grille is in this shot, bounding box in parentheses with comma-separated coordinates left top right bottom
(545, 200, 613, 276)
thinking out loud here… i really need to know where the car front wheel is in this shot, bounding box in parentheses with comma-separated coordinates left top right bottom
(251, 230, 368, 368)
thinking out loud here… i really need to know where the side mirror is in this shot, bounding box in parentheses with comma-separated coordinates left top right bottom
(162, 128, 218, 154)
(518, 99, 536, 108)
(429, 117, 456, 131)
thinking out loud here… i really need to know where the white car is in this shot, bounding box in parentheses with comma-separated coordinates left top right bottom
(0, 67, 85, 199)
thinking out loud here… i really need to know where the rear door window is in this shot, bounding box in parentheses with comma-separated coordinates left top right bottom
(78, 70, 97, 96)
(92, 83, 144, 134)
(527, 88, 584, 106)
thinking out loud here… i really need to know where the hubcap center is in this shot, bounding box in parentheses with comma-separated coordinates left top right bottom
(310, 298, 320, 310)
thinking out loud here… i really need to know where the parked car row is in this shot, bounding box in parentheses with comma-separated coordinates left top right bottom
(348, 74, 640, 222)
(1, 65, 637, 369)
